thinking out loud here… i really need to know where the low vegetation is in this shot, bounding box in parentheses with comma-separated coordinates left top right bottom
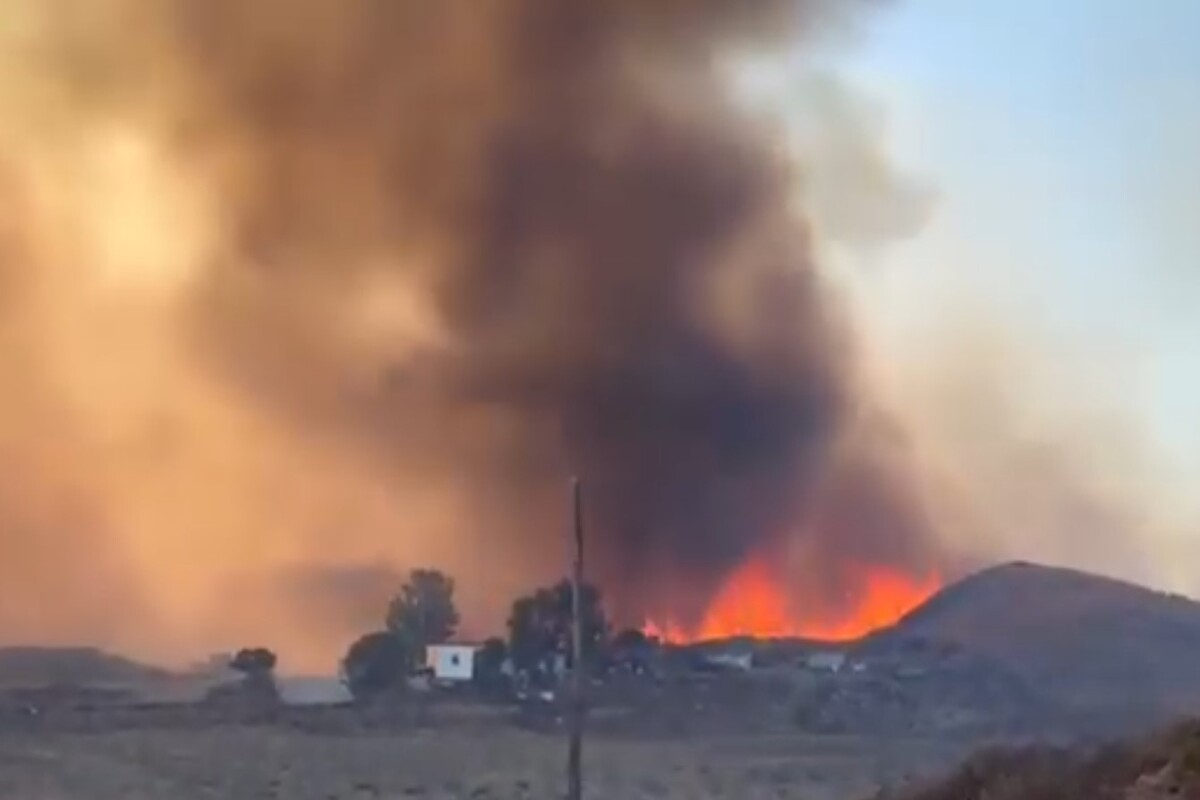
(881, 718, 1200, 800)
(201, 647, 281, 709)
(0, 724, 936, 800)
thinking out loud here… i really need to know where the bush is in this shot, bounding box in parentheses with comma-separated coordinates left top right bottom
(342, 631, 411, 702)
(229, 648, 277, 677)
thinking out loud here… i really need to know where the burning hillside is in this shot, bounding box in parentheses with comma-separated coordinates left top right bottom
(644, 557, 941, 644)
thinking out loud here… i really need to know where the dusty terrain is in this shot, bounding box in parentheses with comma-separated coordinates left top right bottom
(5, 562, 1200, 799)
(5, 710, 1200, 800)
(883, 719, 1200, 800)
(0, 723, 964, 800)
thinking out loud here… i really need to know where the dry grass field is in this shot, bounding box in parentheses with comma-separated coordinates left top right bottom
(0, 725, 959, 800)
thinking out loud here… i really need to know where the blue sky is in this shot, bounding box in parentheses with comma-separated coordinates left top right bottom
(823, 0, 1200, 471)
(729, 0, 1200, 581)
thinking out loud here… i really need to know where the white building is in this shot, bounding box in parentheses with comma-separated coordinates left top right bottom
(425, 643, 478, 682)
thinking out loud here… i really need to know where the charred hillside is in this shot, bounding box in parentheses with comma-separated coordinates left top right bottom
(860, 562, 1200, 726)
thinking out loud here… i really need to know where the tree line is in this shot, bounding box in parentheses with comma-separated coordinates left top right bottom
(339, 568, 644, 701)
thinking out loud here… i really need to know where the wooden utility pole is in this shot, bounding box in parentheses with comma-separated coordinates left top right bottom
(567, 476, 585, 800)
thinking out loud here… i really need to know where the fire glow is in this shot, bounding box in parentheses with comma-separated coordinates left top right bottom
(644, 559, 941, 644)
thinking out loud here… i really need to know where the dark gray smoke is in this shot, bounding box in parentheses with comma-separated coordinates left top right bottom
(163, 0, 937, 626)
(0, 0, 944, 660)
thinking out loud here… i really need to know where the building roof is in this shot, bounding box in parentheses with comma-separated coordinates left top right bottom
(426, 642, 483, 650)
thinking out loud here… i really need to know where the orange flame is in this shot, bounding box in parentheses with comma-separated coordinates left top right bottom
(644, 558, 940, 644)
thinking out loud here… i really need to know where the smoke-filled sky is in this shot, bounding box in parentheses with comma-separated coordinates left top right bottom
(0, 0, 1196, 672)
(823, 0, 1200, 585)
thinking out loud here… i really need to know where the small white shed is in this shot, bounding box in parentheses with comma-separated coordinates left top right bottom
(426, 643, 478, 682)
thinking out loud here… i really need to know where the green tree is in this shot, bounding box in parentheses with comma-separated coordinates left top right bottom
(341, 631, 410, 701)
(385, 568, 460, 658)
(507, 580, 608, 674)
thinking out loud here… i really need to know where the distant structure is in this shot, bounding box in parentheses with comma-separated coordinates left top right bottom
(704, 651, 754, 672)
(187, 652, 238, 682)
(805, 652, 847, 673)
(276, 677, 353, 706)
(426, 643, 478, 682)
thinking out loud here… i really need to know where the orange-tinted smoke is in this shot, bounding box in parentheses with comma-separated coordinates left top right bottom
(0, 0, 960, 670)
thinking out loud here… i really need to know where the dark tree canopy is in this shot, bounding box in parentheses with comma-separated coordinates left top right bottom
(612, 628, 650, 651)
(473, 636, 510, 691)
(341, 631, 409, 701)
(507, 580, 609, 672)
(386, 569, 460, 654)
(478, 637, 508, 670)
(223, 647, 280, 705)
(614, 633, 652, 652)
(229, 647, 277, 676)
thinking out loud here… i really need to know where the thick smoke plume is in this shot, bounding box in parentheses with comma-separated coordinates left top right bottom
(0, 0, 949, 667)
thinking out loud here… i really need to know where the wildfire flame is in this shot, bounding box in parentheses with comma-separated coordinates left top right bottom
(644, 558, 940, 644)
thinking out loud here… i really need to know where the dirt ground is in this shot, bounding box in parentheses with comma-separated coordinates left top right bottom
(0, 725, 961, 800)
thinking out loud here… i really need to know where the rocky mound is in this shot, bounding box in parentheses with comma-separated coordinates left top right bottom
(0, 647, 171, 688)
(793, 638, 1050, 737)
(861, 562, 1200, 727)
